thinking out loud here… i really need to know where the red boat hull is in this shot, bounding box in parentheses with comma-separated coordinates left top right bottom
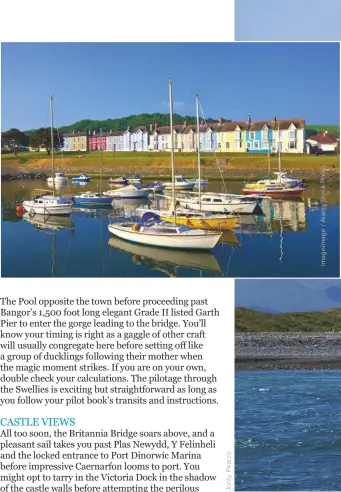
(243, 188, 304, 196)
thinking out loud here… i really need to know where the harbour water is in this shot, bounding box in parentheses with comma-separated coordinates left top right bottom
(1, 179, 339, 277)
(236, 370, 341, 491)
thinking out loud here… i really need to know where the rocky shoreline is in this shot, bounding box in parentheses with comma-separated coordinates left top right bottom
(1, 167, 338, 181)
(235, 333, 341, 370)
(2, 172, 47, 181)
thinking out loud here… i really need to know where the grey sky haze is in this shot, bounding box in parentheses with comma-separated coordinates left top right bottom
(235, 0, 341, 41)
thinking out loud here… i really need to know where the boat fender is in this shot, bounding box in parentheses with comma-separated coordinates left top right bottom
(132, 224, 140, 232)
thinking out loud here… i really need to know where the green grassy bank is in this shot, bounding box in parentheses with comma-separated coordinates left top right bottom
(235, 308, 341, 332)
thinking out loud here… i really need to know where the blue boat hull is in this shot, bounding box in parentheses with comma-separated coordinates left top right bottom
(73, 196, 112, 205)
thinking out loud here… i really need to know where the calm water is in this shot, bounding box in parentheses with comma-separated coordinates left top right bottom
(236, 371, 341, 491)
(1, 179, 339, 277)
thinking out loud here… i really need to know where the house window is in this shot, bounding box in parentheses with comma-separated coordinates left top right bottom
(234, 131, 241, 140)
(226, 142, 230, 150)
(254, 141, 259, 149)
(288, 141, 297, 149)
(235, 140, 242, 149)
(262, 130, 268, 140)
(246, 142, 251, 149)
(263, 140, 269, 149)
(218, 143, 221, 149)
(250, 132, 255, 140)
(288, 130, 296, 139)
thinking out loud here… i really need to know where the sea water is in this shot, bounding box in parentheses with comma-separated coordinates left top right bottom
(236, 370, 341, 490)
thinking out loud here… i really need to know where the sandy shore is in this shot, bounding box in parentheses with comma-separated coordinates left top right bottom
(235, 333, 341, 370)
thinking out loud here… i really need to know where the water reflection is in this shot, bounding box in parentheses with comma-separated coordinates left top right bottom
(108, 236, 222, 276)
(22, 213, 74, 231)
(2, 179, 339, 277)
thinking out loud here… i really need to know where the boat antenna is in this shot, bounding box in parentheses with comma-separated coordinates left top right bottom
(169, 78, 176, 221)
(196, 94, 201, 210)
(50, 96, 55, 196)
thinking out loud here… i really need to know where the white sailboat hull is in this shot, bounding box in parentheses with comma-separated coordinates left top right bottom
(108, 224, 221, 250)
(177, 198, 258, 214)
(163, 182, 195, 190)
(22, 201, 73, 216)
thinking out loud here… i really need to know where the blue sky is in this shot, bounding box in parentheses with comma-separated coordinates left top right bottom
(235, 280, 341, 313)
(235, 0, 341, 40)
(1, 42, 339, 131)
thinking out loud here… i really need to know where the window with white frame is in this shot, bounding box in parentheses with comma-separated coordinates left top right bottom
(263, 140, 269, 149)
(250, 132, 255, 140)
(288, 130, 296, 139)
(288, 141, 297, 149)
(218, 143, 221, 149)
(226, 142, 230, 149)
(262, 130, 268, 140)
(235, 140, 242, 149)
(234, 131, 241, 140)
(254, 141, 259, 149)
(246, 142, 251, 149)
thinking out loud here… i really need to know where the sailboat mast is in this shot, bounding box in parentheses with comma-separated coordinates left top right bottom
(169, 79, 176, 219)
(50, 96, 55, 195)
(196, 94, 201, 209)
(100, 127, 103, 193)
(278, 122, 282, 182)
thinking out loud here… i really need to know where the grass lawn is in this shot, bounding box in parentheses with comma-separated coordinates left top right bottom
(235, 308, 341, 332)
(2, 150, 339, 174)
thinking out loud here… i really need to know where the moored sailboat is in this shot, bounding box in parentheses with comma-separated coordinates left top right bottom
(243, 123, 306, 196)
(22, 97, 73, 216)
(108, 79, 222, 250)
(73, 129, 112, 206)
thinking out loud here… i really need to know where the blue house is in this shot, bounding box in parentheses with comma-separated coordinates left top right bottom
(245, 118, 275, 153)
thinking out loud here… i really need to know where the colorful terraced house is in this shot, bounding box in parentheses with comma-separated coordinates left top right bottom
(245, 117, 305, 153)
(217, 121, 248, 152)
(62, 131, 88, 151)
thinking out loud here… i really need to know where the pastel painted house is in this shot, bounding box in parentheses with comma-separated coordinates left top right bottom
(89, 131, 107, 151)
(217, 122, 247, 152)
(62, 132, 87, 151)
(245, 119, 274, 153)
(199, 121, 219, 151)
(273, 119, 306, 154)
(150, 123, 186, 151)
(107, 131, 124, 151)
(245, 117, 305, 153)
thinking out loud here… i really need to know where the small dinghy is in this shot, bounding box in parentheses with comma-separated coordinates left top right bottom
(108, 176, 129, 185)
(142, 181, 166, 193)
(72, 174, 91, 182)
(72, 191, 113, 206)
(103, 183, 151, 199)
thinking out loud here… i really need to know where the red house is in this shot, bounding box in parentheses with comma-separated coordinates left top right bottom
(89, 131, 108, 151)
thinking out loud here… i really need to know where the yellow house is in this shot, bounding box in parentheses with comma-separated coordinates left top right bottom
(217, 122, 247, 152)
(69, 132, 88, 151)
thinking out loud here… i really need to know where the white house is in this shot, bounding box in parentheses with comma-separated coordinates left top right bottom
(306, 132, 338, 152)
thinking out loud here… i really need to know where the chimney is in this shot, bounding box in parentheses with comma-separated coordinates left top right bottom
(184, 120, 187, 127)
